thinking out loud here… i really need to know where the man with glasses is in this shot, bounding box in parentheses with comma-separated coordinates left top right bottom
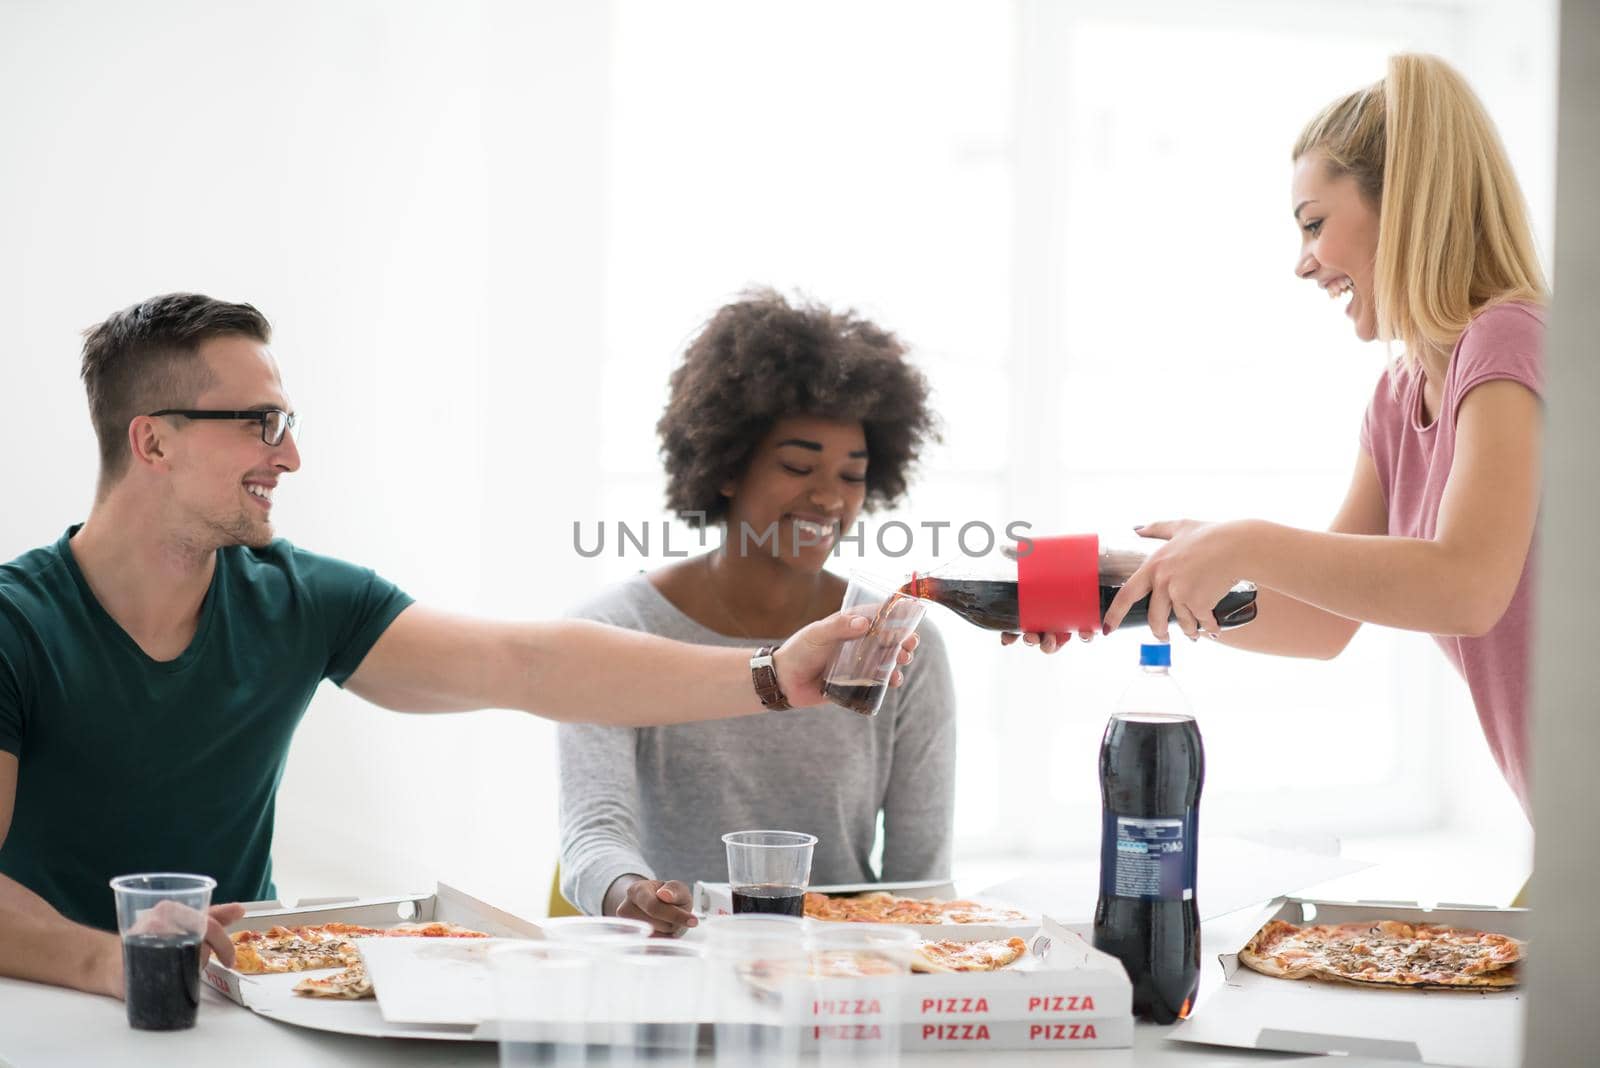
(0, 293, 915, 997)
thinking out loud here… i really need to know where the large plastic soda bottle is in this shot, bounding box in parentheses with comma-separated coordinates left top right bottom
(1092, 643, 1204, 1024)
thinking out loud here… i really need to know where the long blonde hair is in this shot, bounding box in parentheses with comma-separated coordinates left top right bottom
(1293, 54, 1547, 366)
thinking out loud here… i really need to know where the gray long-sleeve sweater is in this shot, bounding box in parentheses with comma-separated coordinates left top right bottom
(558, 573, 957, 917)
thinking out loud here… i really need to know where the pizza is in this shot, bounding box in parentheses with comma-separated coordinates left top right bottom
(294, 960, 375, 1000)
(810, 950, 905, 979)
(1238, 919, 1522, 990)
(804, 891, 1028, 926)
(228, 920, 490, 999)
(912, 937, 1029, 973)
(230, 922, 381, 974)
(748, 937, 1029, 989)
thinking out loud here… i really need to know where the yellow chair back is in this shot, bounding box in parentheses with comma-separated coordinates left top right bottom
(548, 864, 582, 918)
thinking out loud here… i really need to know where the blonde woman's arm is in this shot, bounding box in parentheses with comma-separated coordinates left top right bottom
(1106, 379, 1540, 642)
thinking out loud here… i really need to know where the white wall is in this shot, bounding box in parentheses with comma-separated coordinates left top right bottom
(0, 0, 613, 914)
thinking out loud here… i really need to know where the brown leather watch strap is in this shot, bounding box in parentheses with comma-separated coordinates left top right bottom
(751, 646, 791, 711)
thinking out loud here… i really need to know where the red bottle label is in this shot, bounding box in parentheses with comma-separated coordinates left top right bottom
(1017, 533, 1100, 632)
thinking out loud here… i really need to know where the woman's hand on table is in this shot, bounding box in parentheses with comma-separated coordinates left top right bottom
(606, 875, 697, 937)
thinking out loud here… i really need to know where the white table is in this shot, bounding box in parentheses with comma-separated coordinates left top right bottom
(0, 905, 1414, 1067)
(8, 840, 1480, 1068)
(0, 981, 1396, 1067)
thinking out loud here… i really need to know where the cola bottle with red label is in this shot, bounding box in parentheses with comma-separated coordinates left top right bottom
(898, 534, 1257, 634)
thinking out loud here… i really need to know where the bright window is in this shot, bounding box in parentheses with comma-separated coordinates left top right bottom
(599, 0, 1544, 859)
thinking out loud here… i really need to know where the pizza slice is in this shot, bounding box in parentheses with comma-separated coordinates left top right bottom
(230, 925, 370, 974)
(386, 921, 490, 938)
(293, 960, 374, 1000)
(912, 937, 1029, 973)
(803, 891, 1029, 926)
(810, 950, 906, 979)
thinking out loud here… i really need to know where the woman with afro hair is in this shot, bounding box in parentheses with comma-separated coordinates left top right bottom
(558, 290, 957, 934)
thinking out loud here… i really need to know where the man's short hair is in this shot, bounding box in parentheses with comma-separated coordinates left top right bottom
(80, 293, 272, 491)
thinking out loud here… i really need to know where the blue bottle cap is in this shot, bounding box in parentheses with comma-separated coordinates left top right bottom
(1139, 643, 1172, 667)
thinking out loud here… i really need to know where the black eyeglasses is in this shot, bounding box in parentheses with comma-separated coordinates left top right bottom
(147, 409, 298, 447)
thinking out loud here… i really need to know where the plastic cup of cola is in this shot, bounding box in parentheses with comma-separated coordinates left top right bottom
(821, 571, 926, 717)
(109, 873, 217, 1031)
(722, 830, 817, 919)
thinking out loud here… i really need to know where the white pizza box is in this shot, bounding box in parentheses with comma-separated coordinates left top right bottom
(356, 935, 524, 1027)
(1168, 897, 1528, 1068)
(800, 919, 1133, 1052)
(201, 882, 541, 1042)
(354, 917, 1131, 1052)
(694, 877, 1042, 940)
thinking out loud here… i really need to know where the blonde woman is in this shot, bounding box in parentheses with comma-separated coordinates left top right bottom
(1094, 55, 1546, 817)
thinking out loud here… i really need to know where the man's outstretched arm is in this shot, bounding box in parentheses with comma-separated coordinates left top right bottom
(344, 606, 915, 725)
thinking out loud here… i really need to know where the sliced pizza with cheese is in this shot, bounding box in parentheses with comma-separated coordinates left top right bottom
(1238, 919, 1522, 990)
(229, 919, 490, 999)
(804, 891, 1028, 926)
(912, 937, 1029, 973)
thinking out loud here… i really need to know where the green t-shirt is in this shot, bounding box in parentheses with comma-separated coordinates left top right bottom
(0, 526, 413, 931)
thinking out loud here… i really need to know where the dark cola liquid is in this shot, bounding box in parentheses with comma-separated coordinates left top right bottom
(898, 578, 1257, 632)
(1093, 713, 1204, 1024)
(123, 934, 202, 1031)
(732, 884, 805, 917)
(822, 679, 887, 716)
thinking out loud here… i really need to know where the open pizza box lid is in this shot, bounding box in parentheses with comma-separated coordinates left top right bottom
(202, 881, 541, 1042)
(1168, 897, 1528, 1068)
(694, 878, 1042, 940)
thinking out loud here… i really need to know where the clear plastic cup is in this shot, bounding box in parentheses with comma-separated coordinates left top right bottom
(489, 942, 598, 1067)
(821, 570, 926, 716)
(539, 915, 653, 945)
(701, 913, 810, 943)
(598, 941, 706, 1068)
(808, 925, 919, 1067)
(722, 830, 816, 918)
(707, 933, 807, 1068)
(109, 873, 216, 1031)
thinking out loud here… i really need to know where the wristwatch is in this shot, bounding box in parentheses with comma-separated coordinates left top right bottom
(750, 646, 791, 711)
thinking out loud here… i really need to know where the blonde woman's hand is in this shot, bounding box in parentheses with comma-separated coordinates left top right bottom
(1103, 519, 1249, 641)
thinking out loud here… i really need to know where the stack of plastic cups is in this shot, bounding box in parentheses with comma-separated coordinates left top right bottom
(488, 941, 599, 1068)
(703, 914, 810, 1068)
(809, 925, 920, 1067)
(599, 941, 707, 1068)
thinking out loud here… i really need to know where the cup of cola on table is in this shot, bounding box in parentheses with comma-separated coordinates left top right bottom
(722, 830, 817, 917)
(109, 873, 217, 1031)
(821, 570, 927, 716)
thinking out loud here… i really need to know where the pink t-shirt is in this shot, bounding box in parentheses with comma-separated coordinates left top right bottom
(1360, 302, 1544, 817)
